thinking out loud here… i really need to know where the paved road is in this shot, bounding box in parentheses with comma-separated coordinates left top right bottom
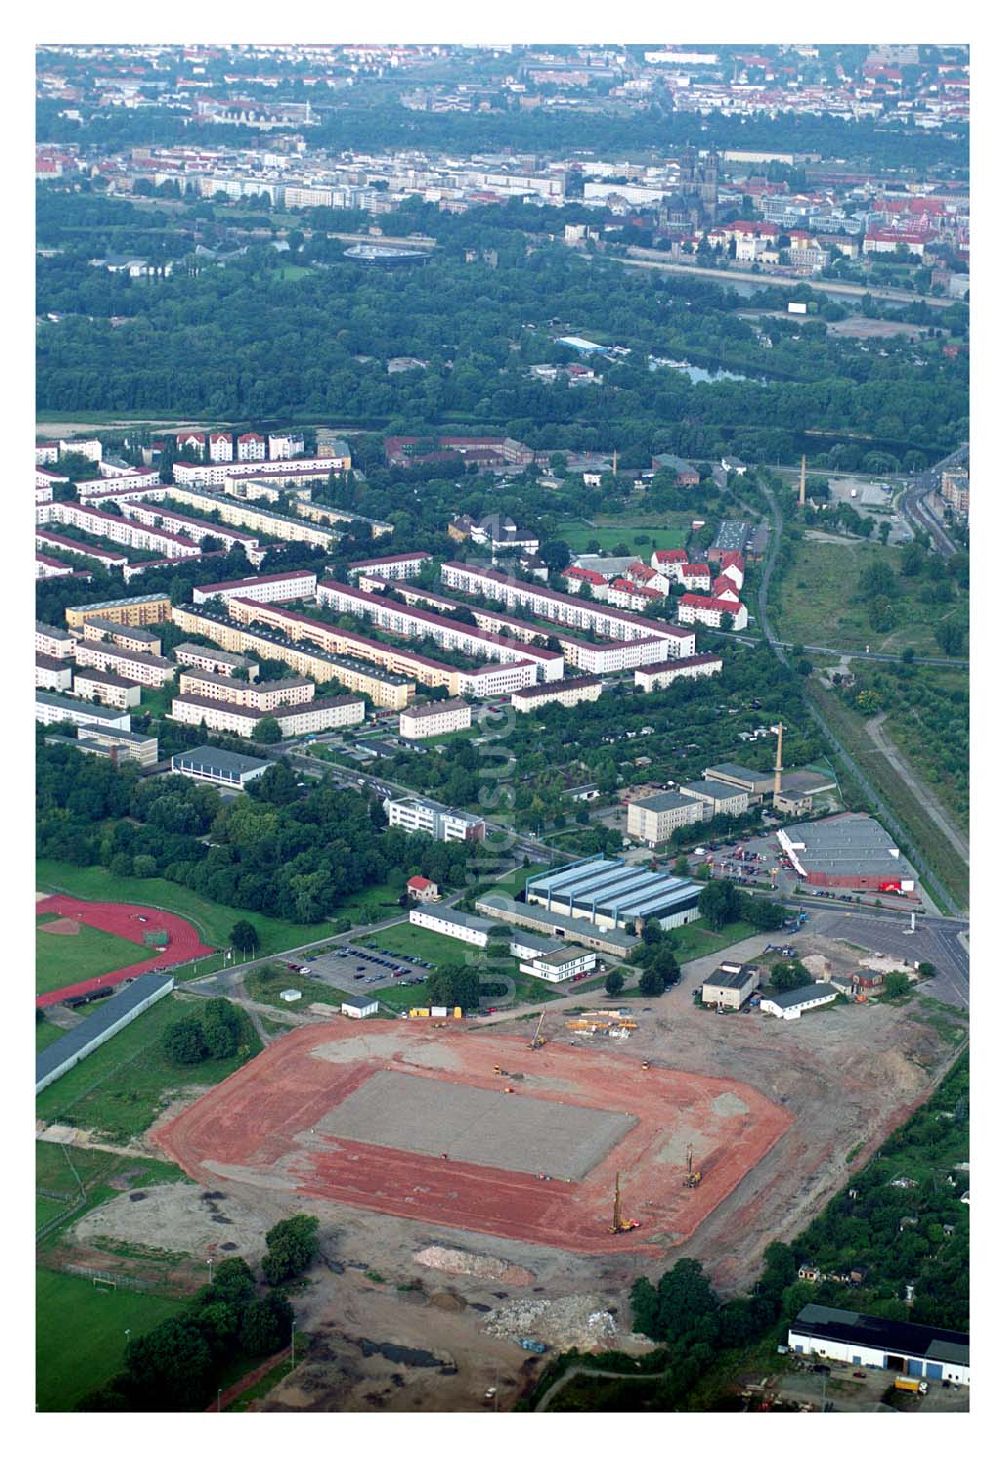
(756, 482, 965, 918)
(721, 630, 967, 670)
(898, 444, 967, 558)
(620, 249, 953, 309)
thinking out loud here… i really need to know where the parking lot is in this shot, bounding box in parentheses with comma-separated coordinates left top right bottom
(296, 942, 431, 998)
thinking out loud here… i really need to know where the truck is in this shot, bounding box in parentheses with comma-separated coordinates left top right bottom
(519, 1338, 548, 1354)
(893, 1376, 928, 1395)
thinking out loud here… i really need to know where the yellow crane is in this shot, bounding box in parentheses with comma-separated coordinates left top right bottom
(683, 1143, 703, 1190)
(610, 1172, 640, 1234)
(529, 1011, 547, 1050)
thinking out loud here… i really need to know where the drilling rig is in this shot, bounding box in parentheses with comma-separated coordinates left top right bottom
(610, 1172, 640, 1234)
(683, 1143, 703, 1190)
(529, 1011, 547, 1050)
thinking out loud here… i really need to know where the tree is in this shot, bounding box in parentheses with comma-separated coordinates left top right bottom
(935, 618, 966, 657)
(426, 962, 482, 1012)
(917, 960, 937, 979)
(124, 1317, 216, 1411)
(230, 920, 260, 954)
(641, 917, 662, 945)
(604, 968, 626, 998)
(538, 538, 571, 573)
(638, 944, 680, 996)
(673, 854, 690, 877)
(239, 1293, 291, 1356)
(697, 879, 741, 931)
(252, 716, 283, 744)
(202, 997, 243, 1059)
(880, 969, 914, 1001)
(768, 958, 812, 993)
(262, 1214, 320, 1285)
(163, 1016, 207, 1066)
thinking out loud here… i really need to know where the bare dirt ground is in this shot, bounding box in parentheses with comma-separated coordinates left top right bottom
(72, 930, 961, 1413)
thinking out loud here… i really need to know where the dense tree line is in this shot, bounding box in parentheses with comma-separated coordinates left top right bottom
(36, 739, 477, 923)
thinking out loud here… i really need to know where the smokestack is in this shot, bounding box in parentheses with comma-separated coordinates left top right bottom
(774, 721, 784, 799)
(799, 455, 806, 507)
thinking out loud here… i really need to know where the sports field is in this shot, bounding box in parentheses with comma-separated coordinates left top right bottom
(35, 895, 214, 1005)
(156, 1019, 791, 1255)
(37, 1268, 178, 1411)
(557, 520, 689, 558)
(36, 918, 156, 994)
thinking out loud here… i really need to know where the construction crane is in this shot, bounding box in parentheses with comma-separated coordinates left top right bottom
(683, 1143, 703, 1190)
(529, 1011, 547, 1050)
(610, 1172, 640, 1234)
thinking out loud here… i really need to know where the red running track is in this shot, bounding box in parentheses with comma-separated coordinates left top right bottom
(35, 894, 214, 1006)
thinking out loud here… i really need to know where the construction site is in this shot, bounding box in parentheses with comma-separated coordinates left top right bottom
(153, 1018, 792, 1255)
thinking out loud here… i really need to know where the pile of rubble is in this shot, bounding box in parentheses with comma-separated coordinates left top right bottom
(481, 1294, 623, 1351)
(413, 1245, 533, 1285)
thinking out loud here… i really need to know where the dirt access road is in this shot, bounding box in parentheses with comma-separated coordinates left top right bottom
(865, 714, 969, 865)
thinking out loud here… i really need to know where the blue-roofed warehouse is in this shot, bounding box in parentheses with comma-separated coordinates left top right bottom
(525, 857, 702, 930)
(36, 972, 175, 1094)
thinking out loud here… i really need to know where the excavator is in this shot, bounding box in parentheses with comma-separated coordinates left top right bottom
(529, 1011, 547, 1050)
(610, 1172, 640, 1234)
(683, 1143, 703, 1190)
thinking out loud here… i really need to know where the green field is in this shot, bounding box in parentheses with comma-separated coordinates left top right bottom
(773, 539, 962, 658)
(272, 264, 315, 282)
(36, 1019, 66, 1053)
(557, 520, 689, 558)
(36, 919, 156, 994)
(36, 1141, 188, 1238)
(664, 918, 760, 965)
(242, 962, 349, 1011)
(36, 1267, 180, 1412)
(360, 920, 478, 969)
(35, 995, 261, 1141)
(36, 860, 339, 956)
(481, 863, 549, 898)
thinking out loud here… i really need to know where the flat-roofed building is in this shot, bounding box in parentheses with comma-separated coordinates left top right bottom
(702, 761, 774, 797)
(172, 745, 273, 790)
(634, 653, 723, 691)
(35, 653, 73, 692)
(511, 676, 603, 712)
(519, 945, 596, 984)
(399, 698, 472, 739)
(787, 1304, 969, 1386)
(678, 778, 749, 818)
(36, 973, 175, 1093)
(191, 570, 317, 606)
(701, 960, 759, 1009)
(627, 791, 706, 844)
(36, 691, 131, 730)
(408, 904, 493, 948)
(74, 668, 141, 710)
(170, 692, 364, 740)
(777, 815, 917, 894)
(65, 593, 171, 631)
(76, 724, 159, 767)
(386, 795, 485, 844)
(348, 552, 432, 582)
(474, 893, 634, 958)
(526, 857, 703, 931)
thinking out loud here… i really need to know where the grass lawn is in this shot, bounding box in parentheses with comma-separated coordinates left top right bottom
(665, 918, 759, 965)
(334, 880, 405, 928)
(772, 539, 962, 658)
(36, 920, 157, 994)
(242, 963, 349, 1012)
(272, 264, 315, 281)
(36, 1141, 188, 1239)
(483, 863, 549, 899)
(36, 1019, 67, 1052)
(36, 1267, 181, 1412)
(556, 520, 689, 558)
(35, 860, 339, 956)
(136, 687, 172, 719)
(35, 995, 261, 1142)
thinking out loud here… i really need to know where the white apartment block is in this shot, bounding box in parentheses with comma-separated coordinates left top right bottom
(399, 698, 472, 739)
(35, 485, 54, 506)
(120, 501, 261, 555)
(74, 641, 176, 689)
(173, 454, 348, 489)
(267, 432, 305, 460)
(317, 580, 564, 681)
(74, 669, 141, 710)
(511, 676, 603, 712)
(677, 595, 749, 631)
(172, 643, 261, 681)
(76, 467, 162, 497)
(77, 484, 168, 508)
(36, 555, 77, 579)
(440, 561, 695, 653)
(36, 623, 76, 660)
(385, 796, 486, 844)
(36, 692, 131, 729)
(348, 552, 432, 582)
(627, 793, 706, 844)
(171, 693, 364, 739)
(561, 633, 683, 673)
(236, 433, 267, 461)
(36, 655, 73, 691)
(165, 486, 339, 550)
(458, 661, 538, 698)
(35, 530, 129, 571)
(209, 432, 234, 463)
(35, 443, 59, 465)
(192, 570, 317, 606)
(43, 502, 200, 559)
(178, 669, 315, 710)
(634, 654, 724, 691)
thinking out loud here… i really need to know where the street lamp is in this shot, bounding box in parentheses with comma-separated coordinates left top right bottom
(291, 1319, 296, 1370)
(207, 1257, 214, 1285)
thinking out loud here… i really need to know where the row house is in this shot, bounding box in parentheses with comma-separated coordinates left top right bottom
(44, 503, 200, 560)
